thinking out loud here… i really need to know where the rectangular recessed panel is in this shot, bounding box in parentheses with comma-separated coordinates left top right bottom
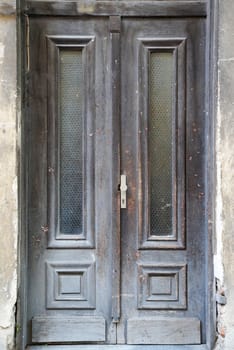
(138, 39, 186, 249)
(127, 318, 201, 345)
(137, 264, 186, 309)
(59, 50, 83, 234)
(150, 276, 172, 295)
(46, 262, 95, 309)
(59, 273, 81, 295)
(149, 51, 174, 236)
(32, 317, 106, 343)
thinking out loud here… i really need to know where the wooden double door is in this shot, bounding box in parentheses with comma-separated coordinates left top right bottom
(25, 10, 210, 349)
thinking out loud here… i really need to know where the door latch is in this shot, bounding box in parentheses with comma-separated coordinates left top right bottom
(120, 175, 127, 209)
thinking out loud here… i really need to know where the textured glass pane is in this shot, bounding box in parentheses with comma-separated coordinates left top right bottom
(149, 52, 173, 236)
(59, 50, 83, 234)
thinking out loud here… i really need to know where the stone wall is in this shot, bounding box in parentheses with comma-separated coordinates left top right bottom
(0, 1, 17, 349)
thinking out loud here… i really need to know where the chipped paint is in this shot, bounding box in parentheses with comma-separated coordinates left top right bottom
(0, 42, 4, 63)
(214, 79, 224, 283)
(77, 1, 95, 14)
(0, 3, 16, 16)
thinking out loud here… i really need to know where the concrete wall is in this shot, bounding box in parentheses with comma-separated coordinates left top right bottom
(0, 0, 234, 349)
(0, 1, 17, 349)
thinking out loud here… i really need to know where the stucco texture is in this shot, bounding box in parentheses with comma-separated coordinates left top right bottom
(217, 0, 234, 348)
(0, 13, 17, 350)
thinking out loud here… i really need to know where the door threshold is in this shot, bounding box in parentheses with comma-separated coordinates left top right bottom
(27, 345, 209, 350)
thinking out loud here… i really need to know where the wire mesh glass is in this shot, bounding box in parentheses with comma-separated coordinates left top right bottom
(59, 50, 83, 234)
(149, 51, 174, 236)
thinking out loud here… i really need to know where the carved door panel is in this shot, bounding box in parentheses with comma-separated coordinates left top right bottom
(119, 18, 207, 345)
(27, 17, 116, 345)
(25, 12, 209, 350)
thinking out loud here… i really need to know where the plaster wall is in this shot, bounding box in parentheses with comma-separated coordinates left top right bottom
(215, 0, 234, 349)
(0, 1, 17, 349)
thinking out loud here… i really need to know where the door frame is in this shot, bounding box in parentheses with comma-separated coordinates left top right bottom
(17, 0, 218, 349)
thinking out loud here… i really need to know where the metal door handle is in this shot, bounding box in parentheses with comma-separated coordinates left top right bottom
(120, 175, 127, 209)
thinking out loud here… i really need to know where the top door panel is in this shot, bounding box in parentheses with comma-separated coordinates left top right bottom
(47, 34, 96, 248)
(138, 37, 186, 250)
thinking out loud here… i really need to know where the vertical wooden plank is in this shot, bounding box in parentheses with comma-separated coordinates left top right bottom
(110, 15, 121, 325)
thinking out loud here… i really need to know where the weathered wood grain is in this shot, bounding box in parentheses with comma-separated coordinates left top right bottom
(32, 316, 106, 343)
(23, 8, 211, 349)
(26, 16, 115, 345)
(110, 15, 121, 324)
(118, 17, 206, 343)
(127, 318, 201, 345)
(25, 1, 207, 17)
(27, 345, 208, 350)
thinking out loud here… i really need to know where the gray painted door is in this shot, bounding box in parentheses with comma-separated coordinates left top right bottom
(118, 18, 206, 345)
(26, 14, 207, 348)
(27, 17, 116, 345)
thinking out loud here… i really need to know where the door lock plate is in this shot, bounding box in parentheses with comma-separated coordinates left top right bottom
(120, 174, 127, 209)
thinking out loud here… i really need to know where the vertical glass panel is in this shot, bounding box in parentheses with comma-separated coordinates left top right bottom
(149, 51, 173, 236)
(59, 50, 83, 234)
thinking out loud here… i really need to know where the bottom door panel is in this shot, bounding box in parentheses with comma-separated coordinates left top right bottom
(32, 317, 106, 343)
(127, 318, 201, 345)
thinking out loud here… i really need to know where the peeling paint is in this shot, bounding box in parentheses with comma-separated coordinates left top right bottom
(214, 80, 224, 283)
(0, 42, 4, 63)
(0, 0, 15, 13)
(216, 2, 234, 349)
(76, 0, 95, 14)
